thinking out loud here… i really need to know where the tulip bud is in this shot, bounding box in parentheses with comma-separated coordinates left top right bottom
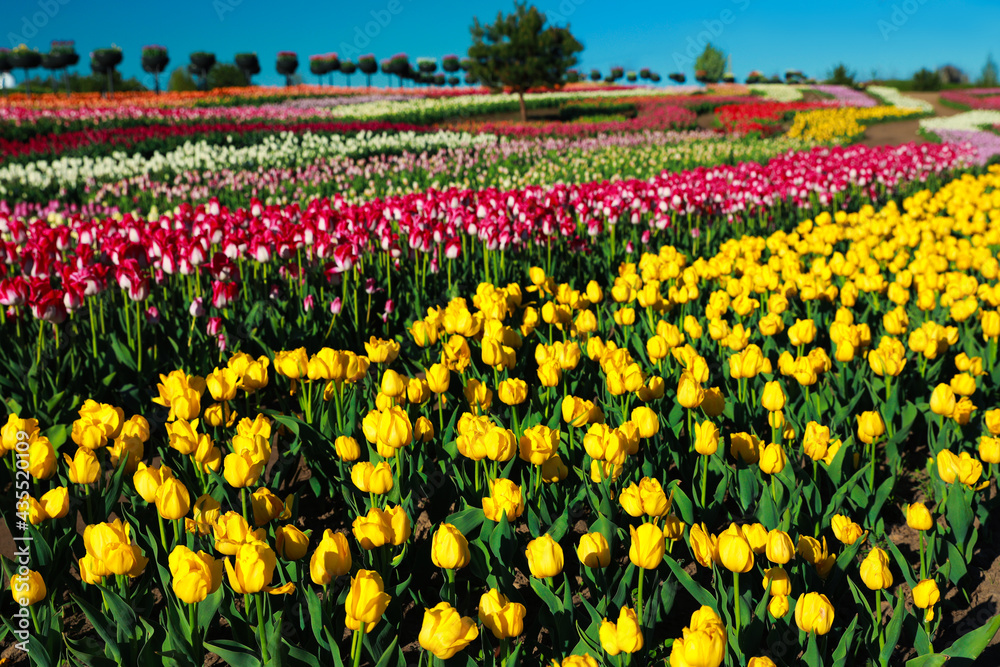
(419, 601, 479, 659)
(310, 529, 352, 585)
(761, 381, 786, 412)
(856, 411, 885, 444)
(10, 570, 46, 606)
(630, 406, 659, 438)
(345, 569, 391, 634)
(795, 592, 835, 634)
(859, 548, 893, 590)
(628, 523, 665, 569)
(155, 477, 191, 520)
(929, 384, 956, 417)
(912, 579, 940, 621)
(718, 523, 754, 573)
(577, 532, 611, 568)
(765, 529, 795, 564)
(432, 523, 471, 570)
(334, 436, 361, 462)
(275, 525, 309, 561)
(526, 534, 564, 579)
(759, 443, 786, 475)
(478, 589, 526, 639)
(693, 419, 720, 456)
(906, 502, 933, 531)
(168, 546, 223, 604)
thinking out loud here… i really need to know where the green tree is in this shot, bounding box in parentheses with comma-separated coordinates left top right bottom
(977, 54, 999, 87)
(694, 43, 725, 83)
(167, 66, 198, 92)
(208, 63, 249, 88)
(912, 67, 941, 91)
(826, 63, 856, 86)
(467, 1, 583, 121)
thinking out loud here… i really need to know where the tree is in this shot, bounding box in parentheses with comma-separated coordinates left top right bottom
(668, 72, 686, 84)
(694, 43, 725, 83)
(91, 47, 123, 98)
(235, 53, 261, 85)
(442, 55, 460, 73)
(167, 66, 198, 92)
(340, 59, 356, 86)
(912, 67, 941, 91)
(208, 63, 249, 88)
(9, 46, 42, 99)
(467, 1, 583, 121)
(388, 53, 410, 87)
(142, 45, 169, 94)
(826, 63, 856, 86)
(276, 52, 299, 86)
(977, 54, 999, 87)
(189, 52, 216, 90)
(358, 55, 378, 89)
(589, 69, 601, 82)
(417, 57, 437, 84)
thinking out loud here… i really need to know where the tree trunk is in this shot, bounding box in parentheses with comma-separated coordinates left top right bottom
(154, 72, 161, 94)
(64, 69, 71, 97)
(367, 73, 371, 90)
(24, 69, 31, 100)
(108, 69, 114, 99)
(518, 91, 526, 123)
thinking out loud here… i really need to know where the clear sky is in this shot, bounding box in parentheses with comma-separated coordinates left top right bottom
(3, 0, 1000, 87)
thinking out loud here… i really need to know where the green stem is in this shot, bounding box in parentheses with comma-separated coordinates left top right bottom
(256, 593, 269, 663)
(875, 588, 884, 656)
(733, 570, 741, 628)
(351, 628, 363, 667)
(700, 454, 708, 507)
(157, 511, 169, 553)
(919, 532, 926, 581)
(636, 568, 644, 626)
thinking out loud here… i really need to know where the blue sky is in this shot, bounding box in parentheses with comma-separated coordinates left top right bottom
(3, 0, 999, 87)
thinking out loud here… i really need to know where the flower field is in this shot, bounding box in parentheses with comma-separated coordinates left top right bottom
(3, 81, 1000, 667)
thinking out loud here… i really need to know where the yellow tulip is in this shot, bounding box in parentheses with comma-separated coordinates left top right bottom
(418, 601, 479, 659)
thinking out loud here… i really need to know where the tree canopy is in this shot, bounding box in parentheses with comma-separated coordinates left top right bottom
(467, 1, 583, 120)
(694, 43, 725, 83)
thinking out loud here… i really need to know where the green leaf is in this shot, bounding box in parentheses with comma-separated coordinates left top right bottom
(663, 555, 716, 609)
(904, 656, 949, 667)
(204, 640, 263, 667)
(547, 508, 569, 542)
(199, 586, 225, 633)
(879, 592, 906, 667)
(946, 485, 974, 547)
(445, 507, 485, 534)
(285, 643, 323, 667)
(530, 577, 564, 614)
(803, 630, 822, 667)
(71, 594, 122, 662)
(941, 612, 1000, 664)
(373, 635, 399, 667)
(832, 614, 858, 667)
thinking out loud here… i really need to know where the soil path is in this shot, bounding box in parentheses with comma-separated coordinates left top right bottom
(857, 91, 963, 147)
